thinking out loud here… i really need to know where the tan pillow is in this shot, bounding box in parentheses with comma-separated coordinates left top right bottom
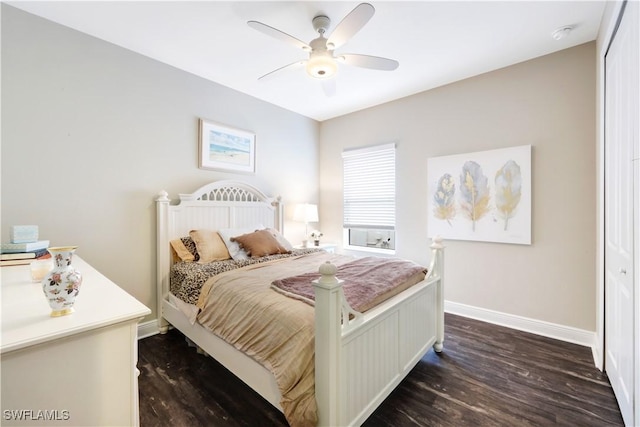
(189, 230, 231, 263)
(231, 229, 290, 258)
(170, 238, 195, 262)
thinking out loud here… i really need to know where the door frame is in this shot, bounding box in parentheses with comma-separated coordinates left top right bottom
(595, 0, 625, 371)
(597, 0, 640, 423)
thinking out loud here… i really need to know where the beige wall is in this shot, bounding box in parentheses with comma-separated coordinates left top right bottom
(320, 43, 596, 331)
(2, 5, 598, 333)
(1, 5, 320, 320)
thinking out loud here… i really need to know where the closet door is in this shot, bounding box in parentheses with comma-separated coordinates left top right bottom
(605, 1, 638, 426)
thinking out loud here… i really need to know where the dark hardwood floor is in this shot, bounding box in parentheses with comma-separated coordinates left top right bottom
(138, 313, 623, 426)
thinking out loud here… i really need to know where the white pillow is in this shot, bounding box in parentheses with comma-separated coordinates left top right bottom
(266, 228, 294, 252)
(218, 225, 265, 261)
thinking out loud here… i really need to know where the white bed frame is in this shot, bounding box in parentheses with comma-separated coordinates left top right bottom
(156, 180, 444, 426)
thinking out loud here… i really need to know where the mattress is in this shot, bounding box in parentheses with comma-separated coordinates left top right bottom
(169, 247, 323, 305)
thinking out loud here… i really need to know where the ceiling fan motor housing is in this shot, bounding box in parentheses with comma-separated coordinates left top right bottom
(307, 17, 337, 79)
(312, 15, 331, 34)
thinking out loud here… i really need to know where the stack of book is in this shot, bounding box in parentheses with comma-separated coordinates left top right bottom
(1, 225, 50, 266)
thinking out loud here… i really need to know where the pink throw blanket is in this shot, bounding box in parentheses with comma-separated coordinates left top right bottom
(271, 257, 426, 313)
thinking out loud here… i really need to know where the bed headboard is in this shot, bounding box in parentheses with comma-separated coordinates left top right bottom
(155, 180, 283, 318)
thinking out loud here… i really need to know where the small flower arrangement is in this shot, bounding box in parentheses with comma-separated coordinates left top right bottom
(310, 230, 323, 241)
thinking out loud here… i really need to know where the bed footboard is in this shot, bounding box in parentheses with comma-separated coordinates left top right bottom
(313, 238, 444, 426)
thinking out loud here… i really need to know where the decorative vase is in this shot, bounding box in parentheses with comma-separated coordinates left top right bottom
(41, 246, 83, 317)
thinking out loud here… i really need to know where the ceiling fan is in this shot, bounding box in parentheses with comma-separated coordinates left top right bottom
(247, 3, 399, 94)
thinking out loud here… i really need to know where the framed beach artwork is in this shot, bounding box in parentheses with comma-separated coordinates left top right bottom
(199, 119, 255, 173)
(427, 145, 532, 245)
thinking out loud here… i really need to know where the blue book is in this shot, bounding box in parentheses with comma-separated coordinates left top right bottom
(0, 240, 49, 254)
(0, 249, 49, 260)
(10, 225, 39, 243)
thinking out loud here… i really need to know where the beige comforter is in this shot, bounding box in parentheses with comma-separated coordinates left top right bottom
(196, 251, 349, 427)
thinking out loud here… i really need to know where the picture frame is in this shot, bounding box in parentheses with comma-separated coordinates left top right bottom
(427, 145, 532, 245)
(199, 119, 255, 174)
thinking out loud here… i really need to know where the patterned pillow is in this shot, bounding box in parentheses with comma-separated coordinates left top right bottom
(180, 236, 199, 261)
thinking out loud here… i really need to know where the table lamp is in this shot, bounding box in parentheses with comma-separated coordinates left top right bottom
(293, 203, 319, 247)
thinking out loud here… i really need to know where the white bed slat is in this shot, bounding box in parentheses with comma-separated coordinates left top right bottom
(344, 313, 400, 421)
(400, 287, 437, 368)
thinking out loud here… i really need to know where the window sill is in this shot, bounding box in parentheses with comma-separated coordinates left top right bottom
(342, 244, 396, 256)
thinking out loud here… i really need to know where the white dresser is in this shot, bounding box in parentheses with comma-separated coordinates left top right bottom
(1, 256, 150, 426)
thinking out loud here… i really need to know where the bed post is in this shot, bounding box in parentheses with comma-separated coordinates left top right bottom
(431, 236, 445, 352)
(156, 190, 171, 334)
(312, 261, 344, 427)
(272, 196, 284, 233)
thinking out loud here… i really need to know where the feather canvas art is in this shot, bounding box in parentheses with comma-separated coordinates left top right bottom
(427, 145, 531, 245)
(459, 161, 490, 231)
(433, 173, 456, 225)
(495, 160, 522, 231)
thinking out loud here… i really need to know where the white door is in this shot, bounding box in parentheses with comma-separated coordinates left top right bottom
(605, 2, 638, 426)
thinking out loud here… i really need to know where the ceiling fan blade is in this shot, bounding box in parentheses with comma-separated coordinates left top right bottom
(248, 20, 311, 51)
(327, 3, 375, 49)
(258, 60, 306, 81)
(321, 79, 336, 97)
(340, 54, 399, 71)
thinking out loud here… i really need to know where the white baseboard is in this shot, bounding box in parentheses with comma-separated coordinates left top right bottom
(138, 319, 160, 339)
(592, 339, 604, 371)
(445, 300, 598, 364)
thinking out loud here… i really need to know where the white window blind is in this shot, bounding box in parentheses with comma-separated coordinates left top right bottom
(342, 143, 396, 230)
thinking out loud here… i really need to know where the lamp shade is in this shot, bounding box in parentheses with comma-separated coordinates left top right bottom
(293, 203, 319, 223)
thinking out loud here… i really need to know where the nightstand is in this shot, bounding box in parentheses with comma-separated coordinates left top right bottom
(295, 242, 337, 253)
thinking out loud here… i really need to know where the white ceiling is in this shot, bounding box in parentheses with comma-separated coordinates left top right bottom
(7, 1, 606, 121)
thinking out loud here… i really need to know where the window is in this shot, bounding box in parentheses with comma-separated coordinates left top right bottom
(342, 143, 396, 252)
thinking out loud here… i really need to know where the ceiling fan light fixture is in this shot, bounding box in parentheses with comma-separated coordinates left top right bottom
(306, 52, 337, 79)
